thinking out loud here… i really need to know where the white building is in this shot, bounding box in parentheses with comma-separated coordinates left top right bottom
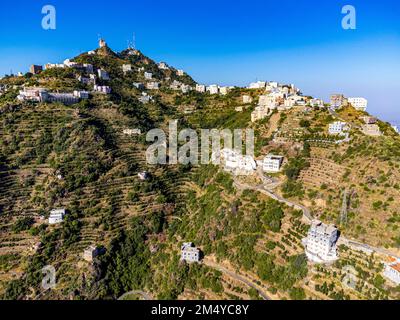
(196, 84, 206, 93)
(181, 84, 191, 93)
(97, 69, 110, 80)
(362, 124, 381, 137)
(259, 95, 277, 108)
(383, 257, 400, 285)
(219, 86, 230, 95)
(47, 93, 79, 105)
(122, 64, 132, 73)
(249, 81, 266, 89)
(83, 246, 101, 263)
(146, 82, 160, 90)
(123, 129, 141, 136)
(207, 85, 219, 95)
(348, 97, 368, 111)
(262, 155, 284, 173)
(144, 72, 153, 80)
(328, 121, 348, 135)
(93, 85, 111, 94)
(303, 220, 339, 264)
(181, 242, 200, 263)
(310, 99, 324, 107)
(242, 95, 253, 104)
(177, 69, 185, 76)
(45, 63, 65, 69)
(139, 93, 152, 104)
(17, 87, 48, 102)
(49, 209, 66, 225)
(158, 62, 169, 70)
(220, 148, 257, 176)
(251, 106, 271, 123)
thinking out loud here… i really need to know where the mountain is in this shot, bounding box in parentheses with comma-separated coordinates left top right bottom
(0, 43, 399, 301)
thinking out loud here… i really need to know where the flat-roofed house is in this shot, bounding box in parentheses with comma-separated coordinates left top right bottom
(262, 155, 284, 173)
(348, 97, 368, 111)
(49, 209, 66, 225)
(328, 121, 348, 135)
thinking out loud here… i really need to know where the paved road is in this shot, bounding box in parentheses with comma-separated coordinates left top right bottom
(118, 290, 153, 301)
(204, 260, 272, 300)
(235, 173, 400, 260)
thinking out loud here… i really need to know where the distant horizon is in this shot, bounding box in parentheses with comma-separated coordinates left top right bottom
(1, 0, 399, 123)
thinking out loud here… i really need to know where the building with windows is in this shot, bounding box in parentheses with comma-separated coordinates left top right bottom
(30, 65, 43, 74)
(348, 97, 368, 111)
(196, 84, 206, 93)
(181, 242, 200, 263)
(383, 257, 400, 285)
(330, 94, 347, 109)
(262, 155, 284, 173)
(49, 209, 66, 225)
(303, 220, 339, 263)
(144, 72, 153, 80)
(328, 121, 348, 135)
(93, 85, 111, 94)
(207, 85, 219, 95)
(248, 81, 266, 89)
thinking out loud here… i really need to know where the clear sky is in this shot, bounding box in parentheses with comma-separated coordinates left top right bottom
(0, 0, 399, 123)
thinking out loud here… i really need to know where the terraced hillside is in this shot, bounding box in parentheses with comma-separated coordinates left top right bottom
(0, 44, 400, 300)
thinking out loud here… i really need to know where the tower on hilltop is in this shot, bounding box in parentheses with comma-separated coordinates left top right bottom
(99, 38, 107, 48)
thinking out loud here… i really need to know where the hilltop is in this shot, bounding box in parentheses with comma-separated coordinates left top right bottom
(0, 41, 400, 301)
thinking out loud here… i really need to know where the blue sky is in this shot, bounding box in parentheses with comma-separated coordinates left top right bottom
(0, 0, 399, 123)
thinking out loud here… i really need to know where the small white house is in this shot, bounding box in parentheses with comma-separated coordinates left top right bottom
(158, 62, 169, 70)
(181, 242, 200, 263)
(176, 69, 185, 76)
(146, 82, 160, 90)
(49, 209, 66, 225)
(328, 121, 347, 135)
(262, 155, 284, 173)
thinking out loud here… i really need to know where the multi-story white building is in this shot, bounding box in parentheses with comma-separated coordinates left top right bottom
(303, 220, 339, 264)
(328, 121, 348, 135)
(348, 97, 368, 111)
(181, 242, 200, 263)
(196, 84, 206, 93)
(49, 209, 66, 225)
(383, 257, 400, 285)
(46, 93, 79, 105)
(144, 72, 153, 80)
(310, 99, 324, 107)
(262, 155, 284, 173)
(98, 69, 110, 80)
(146, 82, 160, 90)
(220, 148, 257, 176)
(249, 81, 266, 89)
(17, 87, 48, 102)
(207, 85, 219, 95)
(93, 85, 111, 94)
